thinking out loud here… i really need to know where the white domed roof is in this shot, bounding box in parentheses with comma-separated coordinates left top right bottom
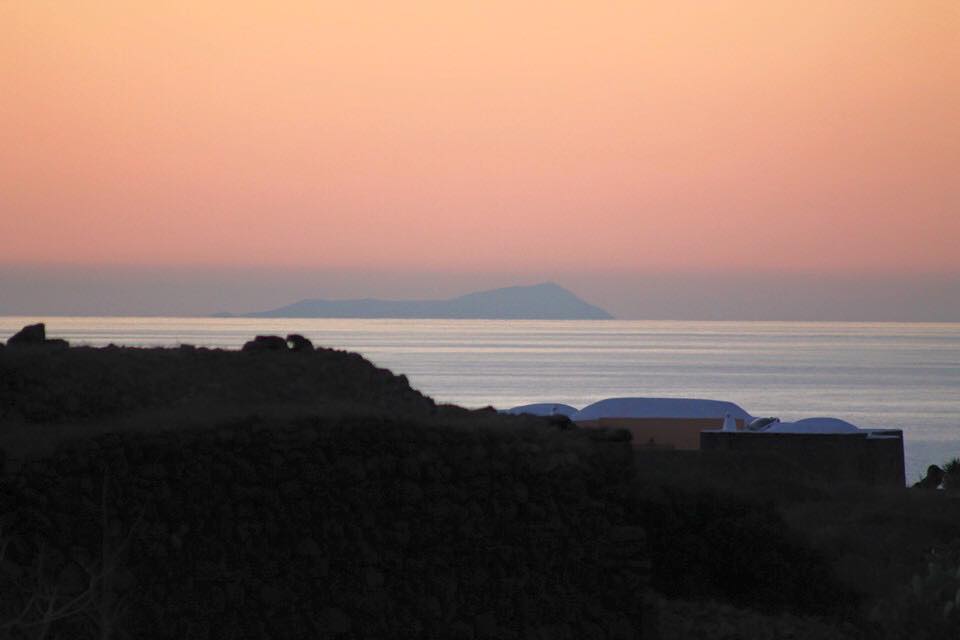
(572, 397, 753, 422)
(505, 403, 579, 417)
(765, 417, 860, 434)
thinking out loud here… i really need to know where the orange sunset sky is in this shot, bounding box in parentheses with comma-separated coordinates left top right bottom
(1, 1, 958, 318)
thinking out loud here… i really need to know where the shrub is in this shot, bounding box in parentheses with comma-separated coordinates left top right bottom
(869, 539, 960, 640)
(942, 458, 960, 492)
(624, 483, 857, 618)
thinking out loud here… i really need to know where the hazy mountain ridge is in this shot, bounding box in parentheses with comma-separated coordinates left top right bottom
(225, 282, 613, 319)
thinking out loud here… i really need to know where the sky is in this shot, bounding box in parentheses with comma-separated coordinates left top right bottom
(1, 1, 958, 319)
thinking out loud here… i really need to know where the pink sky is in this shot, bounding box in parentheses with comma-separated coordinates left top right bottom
(2, 1, 958, 274)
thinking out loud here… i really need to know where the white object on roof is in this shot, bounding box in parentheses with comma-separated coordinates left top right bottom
(722, 413, 737, 431)
(765, 417, 860, 434)
(505, 403, 579, 417)
(572, 397, 753, 422)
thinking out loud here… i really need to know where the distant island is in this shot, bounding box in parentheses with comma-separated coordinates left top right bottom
(216, 282, 613, 320)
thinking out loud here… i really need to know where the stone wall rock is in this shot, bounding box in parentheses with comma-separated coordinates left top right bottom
(5, 323, 69, 349)
(242, 335, 290, 352)
(7, 323, 46, 346)
(286, 334, 315, 352)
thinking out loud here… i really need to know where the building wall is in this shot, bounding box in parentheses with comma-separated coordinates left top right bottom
(700, 430, 905, 487)
(577, 417, 747, 450)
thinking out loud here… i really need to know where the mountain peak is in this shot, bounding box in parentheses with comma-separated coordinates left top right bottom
(235, 283, 613, 320)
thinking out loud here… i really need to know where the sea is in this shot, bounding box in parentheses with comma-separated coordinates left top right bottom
(2, 317, 958, 485)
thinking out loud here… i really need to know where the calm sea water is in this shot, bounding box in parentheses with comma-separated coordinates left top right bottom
(2, 317, 958, 484)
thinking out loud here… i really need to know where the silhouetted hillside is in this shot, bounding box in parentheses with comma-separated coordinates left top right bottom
(0, 336, 433, 426)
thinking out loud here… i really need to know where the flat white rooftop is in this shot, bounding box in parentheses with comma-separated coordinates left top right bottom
(764, 417, 860, 434)
(504, 403, 579, 417)
(573, 397, 754, 422)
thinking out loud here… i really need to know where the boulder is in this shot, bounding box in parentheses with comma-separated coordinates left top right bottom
(286, 334, 314, 352)
(241, 335, 289, 352)
(6, 323, 70, 349)
(7, 323, 46, 346)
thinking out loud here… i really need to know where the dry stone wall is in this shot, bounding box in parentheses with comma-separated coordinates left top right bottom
(0, 416, 653, 640)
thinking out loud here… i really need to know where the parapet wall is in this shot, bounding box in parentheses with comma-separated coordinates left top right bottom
(0, 416, 653, 640)
(700, 430, 905, 487)
(578, 418, 747, 450)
